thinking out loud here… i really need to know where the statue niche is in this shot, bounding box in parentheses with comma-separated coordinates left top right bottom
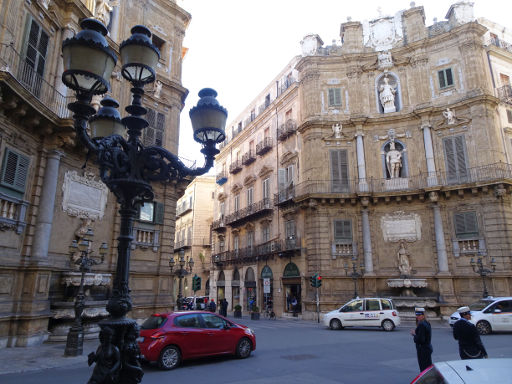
(384, 139, 405, 179)
(377, 73, 400, 113)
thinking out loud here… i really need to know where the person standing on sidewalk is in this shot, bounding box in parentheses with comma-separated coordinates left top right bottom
(453, 306, 488, 359)
(410, 307, 433, 372)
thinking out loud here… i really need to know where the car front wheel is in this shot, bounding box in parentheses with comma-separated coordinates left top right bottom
(476, 320, 492, 335)
(236, 337, 252, 358)
(382, 319, 395, 332)
(158, 345, 181, 370)
(329, 318, 343, 330)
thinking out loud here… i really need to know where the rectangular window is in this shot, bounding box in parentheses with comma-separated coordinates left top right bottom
(263, 178, 270, 199)
(234, 193, 240, 212)
(285, 220, 296, 238)
(138, 201, 164, 224)
(328, 88, 342, 107)
(21, 17, 49, 97)
(443, 135, 468, 183)
(438, 68, 454, 89)
(247, 187, 253, 206)
(246, 231, 254, 249)
(454, 211, 479, 239)
(262, 224, 270, 243)
(330, 149, 349, 192)
(507, 109, 512, 124)
(1, 148, 30, 197)
(143, 108, 165, 146)
(234, 235, 239, 251)
(334, 220, 352, 243)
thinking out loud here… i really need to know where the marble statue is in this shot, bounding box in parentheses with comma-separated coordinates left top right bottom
(397, 241, 412, 277)
(386, 140, 402, 178)
(443, 107, 456, 125)
(95, 0, 118, 27)
(379, 76, 397, 113)
(153, 80, 162, 98)
(332, 123, 342, 138)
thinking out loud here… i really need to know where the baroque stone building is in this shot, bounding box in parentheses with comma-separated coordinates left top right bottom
(0, 0, 191, 346)
(173, 175, 215, 300)
(211, 2, 512, 320)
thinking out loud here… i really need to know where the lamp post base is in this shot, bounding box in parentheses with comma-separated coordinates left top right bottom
(64, 326, 84, 357)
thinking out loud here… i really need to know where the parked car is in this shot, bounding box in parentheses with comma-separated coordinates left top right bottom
(410, 358, 512, 383)
(322, 297, 400, 331)
(183, 296, 209, 310)
(137, 311, 256, 370)
(448, 296, 512, 335)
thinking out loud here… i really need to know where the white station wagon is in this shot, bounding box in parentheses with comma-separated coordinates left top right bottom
(323, 297, 401, 331)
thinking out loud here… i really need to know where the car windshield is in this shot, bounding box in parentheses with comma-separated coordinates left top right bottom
(141, 315, 166, 330)
(469, 300, 493, 311)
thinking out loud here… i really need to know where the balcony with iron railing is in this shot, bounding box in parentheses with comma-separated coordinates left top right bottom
(277, 119, 297, 141)
(0, 43, 72, 119)
(281, 163, 512, 203)
(216, 170, 228, 186)
(174, 238, 192, 251)
(277, 77, 297, 97)
(256, 137, 273, 156)
(241, 149, 256, 165)
(225, 198, 273, 226)
(497, 84, 512, 105)
(212, 217, 227, 232)
(488, 36, 512, 54)
(229, 159, 243, 174)
(176, 202, 192, 217)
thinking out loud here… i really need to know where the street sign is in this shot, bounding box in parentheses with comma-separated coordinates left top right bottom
(263, 278, 270, 293)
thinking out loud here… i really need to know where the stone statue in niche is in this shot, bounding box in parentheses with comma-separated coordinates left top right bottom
(153, 80, 162, 99)
(95, 0, 118, 27)
(379, 75, 397, 113)
(397, 241, 412, 277)
(442, 107, 456, 125)
(386, 140, 402, 178)
(332, 123, 342, 138)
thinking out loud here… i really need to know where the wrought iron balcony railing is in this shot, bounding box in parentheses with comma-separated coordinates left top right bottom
(277, 119, 297, 141)
(241, 149, 256, 165)
(229, 159, 243, 174)
(225, 198, 273, 226)
(0, 43, 72, 119)
(256, 137, 273, 156)
(212, 217, 227, 232)
(174, 238, 192, 250)
(497, 84, 512, 105)
(488, 36, 512, 54)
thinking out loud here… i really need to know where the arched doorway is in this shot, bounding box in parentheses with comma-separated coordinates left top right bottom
(217, 270, 225, 303)
(260, 265, 273, 311)
(283, 262, 301, 315)
(232, 269, 240, 308)
(245, 267, 256, 311)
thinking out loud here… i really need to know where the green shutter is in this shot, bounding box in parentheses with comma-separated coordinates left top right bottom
(446, 68, 453, 86)
(330, 149, 349, 192)
(1, 149, 30, 194)
(334, 220, 352, 241)
(454, 212, 478, 238)
(438, 70, 446, 88)
(154, 201, 164, 224)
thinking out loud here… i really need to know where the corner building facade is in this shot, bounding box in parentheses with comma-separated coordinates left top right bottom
(0, 0, 191, 346)
(211, 2, 512, 320)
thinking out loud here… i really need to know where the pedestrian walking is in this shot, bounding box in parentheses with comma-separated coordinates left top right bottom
(208, 298, 216, 312)
(410, 307, 433, 372)
(453, 306, 488, 360)
(220, 298, 228, 317)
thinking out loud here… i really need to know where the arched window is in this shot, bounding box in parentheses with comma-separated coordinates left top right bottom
(283, 262, 300, 277)
(233, 269, 240, 282)
(245, 267, 255, 282)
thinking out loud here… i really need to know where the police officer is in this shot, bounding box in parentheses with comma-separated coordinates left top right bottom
(453, 306, 488, 359)
(410, 307, 433, 372)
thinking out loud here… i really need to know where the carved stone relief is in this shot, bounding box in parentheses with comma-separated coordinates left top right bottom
(62, 171, 108, 220)
(381, 211, 421, 242)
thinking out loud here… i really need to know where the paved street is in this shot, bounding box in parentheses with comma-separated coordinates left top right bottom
(1, 317, 511, 383)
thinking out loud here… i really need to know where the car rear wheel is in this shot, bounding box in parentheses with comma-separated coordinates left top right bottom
(476, 320, 492, 335)
(329, 319, 343, 330)
(236, 337, 252, 359)
(382, 319, 395, 332)
(158, 345, 181, 370)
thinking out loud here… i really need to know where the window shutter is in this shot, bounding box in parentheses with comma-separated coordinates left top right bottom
(454, 135, 468, 179)
(154, 201, 164, 224)
(263, 178, 270, 199)
(507, 110, 512, 124)
(1, 149, 30, 193)
(278, 168, 286, 190)
(330, 150, 349, 192)
(443, 137, 457, 182)
(438, 70, 446, 89)
(156, 112, 165, 146)
(287, 164, 294, 185)
(444, 135, 468, 182)
(446, 68, 453, 86)
(454, 212, 478, 238)
(328, 88, 335, 106)
(334, 220, 352, 241)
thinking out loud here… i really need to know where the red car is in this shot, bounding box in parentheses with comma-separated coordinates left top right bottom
(137, 311, 256, 370)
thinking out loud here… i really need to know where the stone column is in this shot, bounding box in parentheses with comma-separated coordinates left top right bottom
(421, 123, 438, 186)
(430, 192, 449, 273)
(31, 150, 64, 263)
(355, 130, 368, 192)
(109, 5, 120, 42)
(361, 199, 374, 275)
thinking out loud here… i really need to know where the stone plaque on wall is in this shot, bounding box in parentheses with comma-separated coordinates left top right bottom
(62, 171, 108, 220)
(381, 211, 421, 242)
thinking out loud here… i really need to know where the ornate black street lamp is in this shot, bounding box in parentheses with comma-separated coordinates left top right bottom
(344, 257, 364, 299)
(470, 257, 496, 298)
(62, 19, 226, 383)
(65, 228, 108, 357)
(169, 249, 194, 309)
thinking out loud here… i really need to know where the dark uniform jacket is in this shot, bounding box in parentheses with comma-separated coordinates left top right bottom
(453, 318, 488, 359)
(414, 320, 433, 371)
